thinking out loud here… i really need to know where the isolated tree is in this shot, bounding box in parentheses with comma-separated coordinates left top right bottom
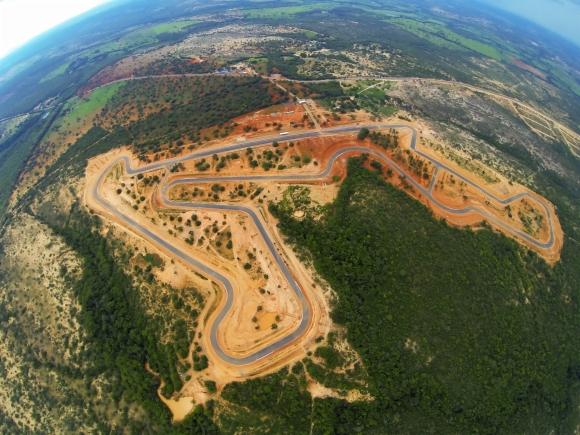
(358, 127, 370, 140)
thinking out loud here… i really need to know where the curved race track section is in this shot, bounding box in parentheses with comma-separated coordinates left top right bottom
(90, 124, 558, 366)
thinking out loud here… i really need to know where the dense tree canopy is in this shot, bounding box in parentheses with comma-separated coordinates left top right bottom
(265, 157, 580, 433)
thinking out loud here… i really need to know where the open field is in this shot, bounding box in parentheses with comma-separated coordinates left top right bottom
(81, 19, 201, 59)
(389, 18, 503, 61)
(10, 82, 124, 205)
(242, 3, 334, 19)
(39, 61, 72, 84)
(510, 101, 580, 158)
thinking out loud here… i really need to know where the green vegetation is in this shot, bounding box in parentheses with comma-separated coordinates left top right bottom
(390, 18, 503, 61)
(58, 82, 124, 131)
(205, 380, 217, 394)
(83, 20, 200, 58)
(0, 11, 207, 118)
(0, 110, 59, 220)
(267, 157, 580, 433)
(274, 185, 322, 220)
(135, 55, 215, 76)
(220, 368, 312, 433)
(301, 29, 318, 39)
(260, 51, 307, 78)
(305, 81, 344, 99)
(40, 61, 71, 83)
(47, 127, 118, 176)
(244, 3, 334, 19)
(246, 57, 269, 75)
(357, 127, 369, 140)
(1, 83, 124, 218)
(1, 0, 579, 431)
(314, 345, 343, 370)
(347, 81, 397, 116)
(542, 60, 580, 98)
(50, 210, 217, 433)
(100, 77, 281, 155)
(305, 80, 397, 117)
(142, 253, 164, 268)
(147, 19, 201, 35)
(0, 116, 27, 142)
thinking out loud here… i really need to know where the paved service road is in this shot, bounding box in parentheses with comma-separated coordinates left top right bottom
(92, 124, 557, 365)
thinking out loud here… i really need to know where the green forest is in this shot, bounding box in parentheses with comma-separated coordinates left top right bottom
(257, 157, 580, 433)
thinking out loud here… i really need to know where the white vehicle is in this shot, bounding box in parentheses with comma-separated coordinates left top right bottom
(279, 131, 289, 136)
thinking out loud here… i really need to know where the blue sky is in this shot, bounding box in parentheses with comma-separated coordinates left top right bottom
(479, 0, 580, 45)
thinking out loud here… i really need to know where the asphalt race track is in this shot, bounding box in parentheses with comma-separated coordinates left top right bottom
(91, 124, 557, 365)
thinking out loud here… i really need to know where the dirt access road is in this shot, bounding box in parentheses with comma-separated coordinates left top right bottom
(86, 123, 561, 372)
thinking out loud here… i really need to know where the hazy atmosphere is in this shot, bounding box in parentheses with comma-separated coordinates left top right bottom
(0, 0, 110, 59)
(480, 0, 580, 45)
(0, 0, 579, 61)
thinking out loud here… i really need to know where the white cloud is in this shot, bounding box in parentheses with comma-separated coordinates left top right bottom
(0, 0, 109, 60)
